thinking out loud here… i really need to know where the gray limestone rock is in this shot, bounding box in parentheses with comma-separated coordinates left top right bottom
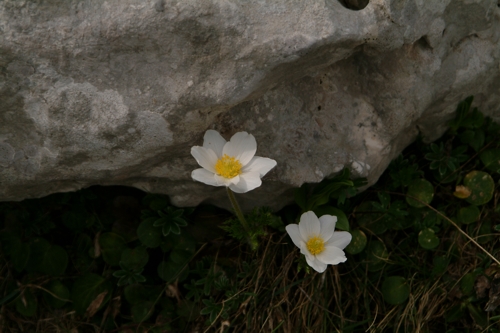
(1, 0, 499, 210)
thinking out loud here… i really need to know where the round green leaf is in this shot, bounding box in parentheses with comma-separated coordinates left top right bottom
(43, 245, 69, 276)
(26, 238, 51, 272)
(121, 247, 149, 271)
(43, 280, 70, 309)
(406, 179, 434, 208)
(15, 289, 37, 317)
(137, 219, 163, 248)
(132, 301, 155, 323)
(71, 273, 113, 315)
(457, 205, 480, 225)
(345, 229, 367, 255)
(480, 148, 500, 173)
(464, 171, 494, 205)
(157, 261, 177, 282)
(418, 228, 439, 250)
(99, 233, 126, 266)
(382, 276, 410, 305)
(313, 206, 349, 231)
(366, 240, 388, 272)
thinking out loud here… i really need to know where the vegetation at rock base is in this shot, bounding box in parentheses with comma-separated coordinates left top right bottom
(1, 96, 500, 332)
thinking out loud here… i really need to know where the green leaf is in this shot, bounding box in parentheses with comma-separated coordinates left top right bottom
(457, 205, 480, 225)
(345, 229, 367, 255)
(406, 179, 434, 208)
(99, 233, 126, 266)
(25, 239, 68, 276)
(365, 241, 388, 272)
(137, 218, 163, 248)
(463, 171, 494, 205)
(313, 206, 349, 231)
(445, 304, 465, 323)
(15, 289, 37, 317)
(480, 148, 500, 173)
(431, 256, 449, 277)
(467, 303, 488, 328)
(43, 280, 70, 309)
(42, 245, 69, 276)
(356, 201, 387, 235)
(120, 247, 149, 271)
(418, 228, 439, 250)
(71, 273, 113, 315)
(382, 276, 410, 305)
(460, 273, 475, 296)
(170, 249, 192, 265)
(25, 238, 50, 272)
(132, 301, 155, 323)
(158, 261, 186, 282)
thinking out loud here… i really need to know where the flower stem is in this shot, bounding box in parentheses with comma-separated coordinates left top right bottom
(226, 187, 258, 250)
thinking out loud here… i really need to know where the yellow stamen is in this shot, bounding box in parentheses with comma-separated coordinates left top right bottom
(306, 236, 325, 255)
(215, 154, 242, 179)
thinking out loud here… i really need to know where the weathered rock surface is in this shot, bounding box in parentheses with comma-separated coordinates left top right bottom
(1, 0, 499, 210)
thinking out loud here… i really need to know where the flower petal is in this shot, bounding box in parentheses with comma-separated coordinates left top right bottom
(203, 130, 226, 158)
(222, 132, 256, 166)
(242, 156, 277, 176)
(191, 146, 218, 173)
(319, 215, 337, 242)
(191, 168, 221, 187)
(299, 211, 321, 240)
(228, 172, 262, 193)
(285, 224, 303, 248)
(305, 255, 328, 273)
(316, 246, 347, 265)
(324, 231, 352, 250)
(215, 174, 239, 187)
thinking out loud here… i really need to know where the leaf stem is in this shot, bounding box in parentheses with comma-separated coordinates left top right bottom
(226, 187, 258, 250)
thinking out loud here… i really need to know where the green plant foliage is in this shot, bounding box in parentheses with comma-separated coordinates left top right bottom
(25, 238, 68, 276)
(406, 179, 434, 208)
(152, 207, 188, 236)
(460, 273, 475, 296)
(388, 154, 423, 188)
(457, 205, 480, 225)
(221, 207, 284, 244)
(313, 205, 349, 231)
(99, 232, 127, 266)
(137, 218, 163, 248)
(71, 273, 113, 315)
(2, 96, 500, 332)
(120, 246, 149, 271)
(355, 201, 386, 235)
(131, 301, 155, 323)
(431, 256, 449, 277)
(381, 276, 410, 305)
(463, 171, 495, 205)
(418, 228, 439, 250)
(15, 289, 37, 317)
(480, 148, 500, 173)
(43, 280, 70, 309)
(344, 229, 367, 255)
(295, 168, 366, 211)
(365, 241, 388, 272)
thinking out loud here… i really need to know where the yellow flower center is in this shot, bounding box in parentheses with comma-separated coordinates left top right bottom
(215, 154, 242, 179)
(306, 236, 325, 255)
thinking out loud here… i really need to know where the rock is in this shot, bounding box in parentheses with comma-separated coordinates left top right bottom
(0, 0, 499, 211)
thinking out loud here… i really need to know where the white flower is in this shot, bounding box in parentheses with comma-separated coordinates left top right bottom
(285, 211, 352, 273)
(191, 130, 277, 193)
